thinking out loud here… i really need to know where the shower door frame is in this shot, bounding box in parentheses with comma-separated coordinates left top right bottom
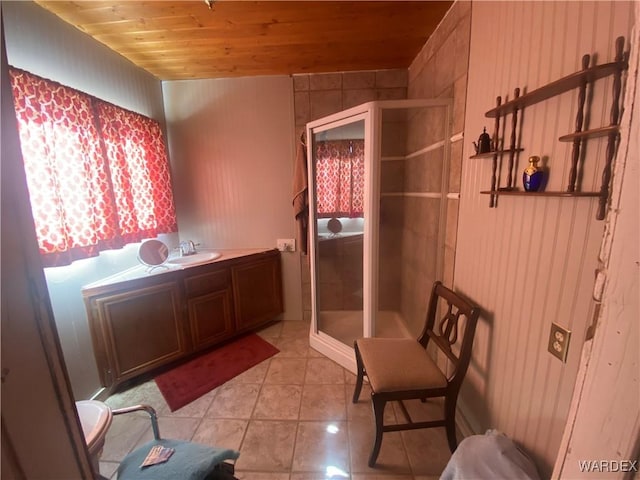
(306, 99, 453, 373)
(307, 104, 377, 373)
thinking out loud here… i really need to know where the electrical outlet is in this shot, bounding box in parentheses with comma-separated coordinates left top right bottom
(548, 322, 571, 363)
(276, 238, 296, 252)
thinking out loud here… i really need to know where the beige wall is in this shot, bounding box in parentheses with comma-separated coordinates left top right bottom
(456, 1, 635, 476)
(162, 76, 303, 320)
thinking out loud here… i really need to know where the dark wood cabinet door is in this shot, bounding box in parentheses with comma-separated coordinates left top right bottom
(187, 289, 234, 351)
(232, 253, 283, 332)
(93, 281, 186, 385)
(184, 267, 235, 351)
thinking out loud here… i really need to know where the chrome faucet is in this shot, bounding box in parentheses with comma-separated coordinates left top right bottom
(179, 240, 197, 256)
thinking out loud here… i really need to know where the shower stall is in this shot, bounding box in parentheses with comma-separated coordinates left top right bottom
(306, 99, 453, 371)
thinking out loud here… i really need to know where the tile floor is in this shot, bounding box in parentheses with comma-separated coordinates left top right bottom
(99, 321, 452, 479)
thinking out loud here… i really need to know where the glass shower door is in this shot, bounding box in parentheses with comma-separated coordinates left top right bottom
(308, 112, 374, 359)
(306, 99, 452, 373)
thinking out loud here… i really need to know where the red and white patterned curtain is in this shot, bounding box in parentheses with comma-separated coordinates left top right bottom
(9, 68, 177, 267)
(94, 101, 177, 244)
(315, 139, 364, 218)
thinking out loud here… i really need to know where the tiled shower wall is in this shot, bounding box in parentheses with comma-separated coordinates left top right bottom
(404, 1, 472, 333)
(293, 69, 408, 322)
(294, 0, 471, 335)
(380, 104, 452, 335)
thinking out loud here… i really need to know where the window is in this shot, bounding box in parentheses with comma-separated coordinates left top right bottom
(315, 139, 364, 218)
(9, 68, 177, 267)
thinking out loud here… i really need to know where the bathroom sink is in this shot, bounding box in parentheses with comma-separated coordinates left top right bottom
(166, 251, 221, 267)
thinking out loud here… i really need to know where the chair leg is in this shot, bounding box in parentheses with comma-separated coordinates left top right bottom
(352, 342, 364, 403)
(444, 395, 458, 453)
(368, 395, 386, 467)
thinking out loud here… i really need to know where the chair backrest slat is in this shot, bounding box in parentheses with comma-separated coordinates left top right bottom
(427, 332, 459, 364)
(418, 281, 481, 387)
(438, 302, 461, 346)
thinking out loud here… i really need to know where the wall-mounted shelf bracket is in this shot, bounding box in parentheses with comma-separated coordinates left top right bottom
(472, 36, 628, 219)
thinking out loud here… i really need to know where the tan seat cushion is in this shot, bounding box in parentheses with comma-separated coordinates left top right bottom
(356, 338, 447, 393)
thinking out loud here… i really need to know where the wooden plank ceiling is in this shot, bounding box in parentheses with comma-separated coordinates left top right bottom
(34, 1, 453, 80)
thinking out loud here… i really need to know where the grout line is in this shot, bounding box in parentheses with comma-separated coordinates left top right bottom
(235, 353, 278, 464)
(342, 367, 355, 479)
(288, 343, 309, 474)
(101, 321, 452, 478)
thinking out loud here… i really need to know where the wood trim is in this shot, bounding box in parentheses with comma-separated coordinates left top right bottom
(1, 418, 27, 480)
(480, 190, 600, 197)
(485, 59, 628, 118)
(1, 11, 93, 477)
(552, 13, 640, 476)
(558, 125, 619, 142)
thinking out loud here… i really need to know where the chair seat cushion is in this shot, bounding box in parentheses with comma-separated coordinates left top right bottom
(356, 338, 447, 393)
(117, 438, 239, 480)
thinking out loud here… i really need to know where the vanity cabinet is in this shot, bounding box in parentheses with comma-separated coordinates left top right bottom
(184, 267, 234, 351)
(232, 256, 283, 333)
(83, 249, 283, 391)
(88, 280, 187, 387)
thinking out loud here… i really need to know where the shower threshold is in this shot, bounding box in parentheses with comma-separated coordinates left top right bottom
(318, 309, 412, 347)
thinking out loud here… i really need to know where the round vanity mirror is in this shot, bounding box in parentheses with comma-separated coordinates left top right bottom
(138, 239, 169, 267)
(327, 217, 342, 235)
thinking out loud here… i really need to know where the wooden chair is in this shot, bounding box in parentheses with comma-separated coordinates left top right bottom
(352, 281, 481, 467)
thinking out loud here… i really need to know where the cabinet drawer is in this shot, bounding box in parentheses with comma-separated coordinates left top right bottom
(184, 268, 230, 297)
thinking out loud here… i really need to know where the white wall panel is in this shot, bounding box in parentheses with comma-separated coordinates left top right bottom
(163, 76, 302, 320)
(456, 1, 634, 475)
(555, 7, 639, 469)
(3, 1, 164, 120)
(3, 1, 168, 400)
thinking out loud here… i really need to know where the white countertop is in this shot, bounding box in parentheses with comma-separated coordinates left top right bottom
(82, 248, 273, 289)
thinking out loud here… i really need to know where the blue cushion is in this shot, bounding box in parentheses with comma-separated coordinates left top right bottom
(117, 439, 239, 480)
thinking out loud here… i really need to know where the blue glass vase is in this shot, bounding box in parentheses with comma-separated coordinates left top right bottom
(523, 156, 543, 192)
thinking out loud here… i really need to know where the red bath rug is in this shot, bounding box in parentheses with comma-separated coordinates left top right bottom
(155, 333, 279, 411)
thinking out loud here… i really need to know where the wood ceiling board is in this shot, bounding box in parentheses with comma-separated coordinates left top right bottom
(34, 1, 453, 80)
